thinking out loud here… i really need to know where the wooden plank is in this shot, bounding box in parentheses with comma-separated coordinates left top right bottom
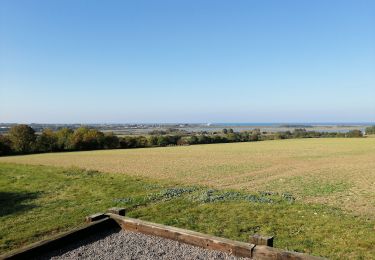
(250, 234, 274, 247)
(108, 213, 254, 258)
(107, 207, 126, 216)
(85, 212, 106, 223)
(107, 213, 326, 260)
(252, 245, 325, 260)
(1, 212, 326, 260)
(0, 217, 118, 260)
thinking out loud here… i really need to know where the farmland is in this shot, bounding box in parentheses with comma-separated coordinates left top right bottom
(1, 163, 374, 259)
(1, 138, 375, 217)
(1, 138, 375, 259)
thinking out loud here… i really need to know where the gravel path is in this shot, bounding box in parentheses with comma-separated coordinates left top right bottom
(38, 228, 250, 260)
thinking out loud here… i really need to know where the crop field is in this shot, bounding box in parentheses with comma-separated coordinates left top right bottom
(1, 163, 374, 259)
(1, 138, 375, 218)
(1, 138, 375, 259)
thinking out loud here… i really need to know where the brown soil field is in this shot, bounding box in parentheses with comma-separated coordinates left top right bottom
(1, 138, 374, 218)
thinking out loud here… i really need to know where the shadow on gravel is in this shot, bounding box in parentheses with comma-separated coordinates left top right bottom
(36, 226, 122, 260)
(0, 191, 41, 217)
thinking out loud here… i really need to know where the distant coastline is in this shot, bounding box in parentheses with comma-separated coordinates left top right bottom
(0, 122, 373, 135)
(212, 122, 373, 126)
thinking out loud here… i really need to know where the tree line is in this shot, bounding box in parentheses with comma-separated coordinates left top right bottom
(365, 126, 375, 135)
(0, 125, 365, 156)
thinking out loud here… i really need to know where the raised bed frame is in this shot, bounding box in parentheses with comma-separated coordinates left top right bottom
(1, 208, 325, 260)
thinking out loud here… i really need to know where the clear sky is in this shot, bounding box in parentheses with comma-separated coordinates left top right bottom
(1, 0, 374, 123)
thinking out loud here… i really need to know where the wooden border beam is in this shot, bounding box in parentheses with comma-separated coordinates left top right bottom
(107, 207, 126, 216)
(252, 245, 321, 260)
(1, 211, 326, 260)
(1, 217, 118, 260)
(106, 213, 325, 259)
(85, 212, 106, 223)
(250, 234, 274, 247)
(107, 213, 255, 257)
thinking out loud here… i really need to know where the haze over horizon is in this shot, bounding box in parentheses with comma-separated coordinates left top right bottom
(1, 0, 374, 123)
(1, 121, 374, 126)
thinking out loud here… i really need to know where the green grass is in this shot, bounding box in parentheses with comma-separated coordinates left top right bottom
(2, 138, 375, 217)
(0, 163, 374, 259)
(266, 176, 352, 197)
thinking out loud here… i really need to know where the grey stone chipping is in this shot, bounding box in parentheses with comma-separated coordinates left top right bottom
(38, 228, 251, 260)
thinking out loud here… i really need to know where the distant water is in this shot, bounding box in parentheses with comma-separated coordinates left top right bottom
(212, 122, 373, 126)
(188, 122, 373, 133)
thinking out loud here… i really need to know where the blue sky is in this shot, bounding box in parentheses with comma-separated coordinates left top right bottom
(1, 0, 374, 123)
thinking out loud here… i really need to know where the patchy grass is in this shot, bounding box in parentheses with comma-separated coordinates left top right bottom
(1, 163, 374, 259)
(1, 138, 375, 217)
(266, 176, 351, 197)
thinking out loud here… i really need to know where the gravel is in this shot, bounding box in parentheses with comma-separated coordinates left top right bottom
(37, 228, 250, 260)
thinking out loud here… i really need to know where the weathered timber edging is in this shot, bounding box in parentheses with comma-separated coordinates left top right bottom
(0, 217, 118, 260)
(1, 210, 326, 260)
(108, 212, 255, 258)
(107, 212, 326, 260)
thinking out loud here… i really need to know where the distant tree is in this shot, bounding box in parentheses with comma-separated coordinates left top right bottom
(70, 127, 105, 150)
(346, 130, 363, 138)
(69, 127, 87, 150)
(135, 136, 148, 147)
(239, 132, 250, 142)
(226, 133, 238, 142)
(156, 135, 170, 146)
(188, 135, 199, 144)
(211, 135, 224, 143)
(103, 132, 120, 149)
(365, 126, 375, 135)
(166, 135, 181, 145)
(83, 129, 105, 149)
(284, 131, 292, 137)
(177, 137, 190, 145)
(0, 135, 12, 155)
(273, 132, 284, 140)
(56, 128, 74, 150)
(120, 136, 137, 148)
(248, 133, 259, 141)
(248, 129, 261, 141)
(148, 135, 158, 146)
(222, 129, 228, 134)
(252, 129, 261, 135)
(197, 135, 209, 144)
(293, 128, 308, 138)
(37, 128, 58, 152)
(8, 125, 36, 153)
(228, 128, 234, 134)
